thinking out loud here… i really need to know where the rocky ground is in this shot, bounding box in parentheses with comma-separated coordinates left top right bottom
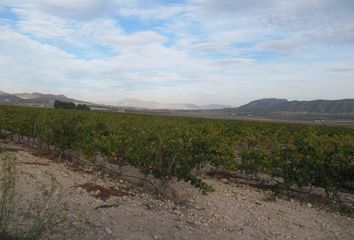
(0, 141, 353, 240)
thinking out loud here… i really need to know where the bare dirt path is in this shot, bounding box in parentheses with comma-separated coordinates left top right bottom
(1, 142, 353, 240)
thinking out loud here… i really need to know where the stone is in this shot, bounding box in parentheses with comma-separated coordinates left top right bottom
(105, 227, 113, 235)
(220, 178, 228, 183)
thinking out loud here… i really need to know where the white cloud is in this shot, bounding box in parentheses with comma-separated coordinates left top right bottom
(118, 4, 184, 20)
(209, 58, 254, 66)
(190, 0, 276, 15)
(14, 7, 76, 40)
(328, 67, 354, 72)
(186, 0, 354, 47)
(33, 0, 117, 20)
(305, 23, 354, 45)
(0, 23, 239, 103)
(101, 31, 167, 48)
(260, 39, 302, 52)
(0, 0, 353, 105)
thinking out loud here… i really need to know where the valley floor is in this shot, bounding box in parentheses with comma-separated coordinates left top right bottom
(1, 142, 353, 240)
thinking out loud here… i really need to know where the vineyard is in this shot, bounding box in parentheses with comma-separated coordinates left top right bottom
(0, 105, 353, 195)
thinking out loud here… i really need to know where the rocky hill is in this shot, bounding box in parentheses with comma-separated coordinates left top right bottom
(233, 98, 354, 115)
(0, 91, 90, 107)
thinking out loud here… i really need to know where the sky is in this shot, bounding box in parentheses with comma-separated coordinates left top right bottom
(0, 0, 353, 106)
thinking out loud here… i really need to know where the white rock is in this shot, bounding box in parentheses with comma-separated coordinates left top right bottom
(105, 227, 113, 235)
(220, 178, 228, 183)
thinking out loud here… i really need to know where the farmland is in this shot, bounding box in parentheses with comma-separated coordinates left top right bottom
(0, 105, 353, 195)
(1, 105, 354, 239)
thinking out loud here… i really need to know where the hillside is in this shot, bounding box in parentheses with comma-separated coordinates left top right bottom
(0, 91, 90, 107)
(233, 98, 354, 115)
(0, 91, 25, 104)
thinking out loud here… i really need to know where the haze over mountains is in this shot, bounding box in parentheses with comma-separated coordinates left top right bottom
(1, 90, 354, 115)
(104, 98, 230, 110)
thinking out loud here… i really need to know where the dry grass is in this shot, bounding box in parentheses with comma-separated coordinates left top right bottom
(0, 150, 65, 240)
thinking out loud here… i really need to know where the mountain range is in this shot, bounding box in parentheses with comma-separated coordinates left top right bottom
(0, 91, 89, 107)
(229, 98, 354, 115)
(0, 91, 228, 110)
(1, 90, 354, 114)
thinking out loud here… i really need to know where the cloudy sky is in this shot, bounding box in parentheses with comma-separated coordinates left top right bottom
(0, 0, 353, 106)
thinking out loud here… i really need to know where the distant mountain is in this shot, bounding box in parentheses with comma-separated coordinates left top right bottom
(232, 98, 354, 115)
(14, 92, 48, 99)
(109, 98, 229, 110)
(203, 104, 232, 110)
(0, 91, 90, 107)
(3, 90, 352, 114)
(0, 90, 8, 96)
(0, 91, 25, 104)
(15, 92, 89, 104)
(0, 91, 229, 110)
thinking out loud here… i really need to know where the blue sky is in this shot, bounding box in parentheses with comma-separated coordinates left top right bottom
(0, 0, 353, 106)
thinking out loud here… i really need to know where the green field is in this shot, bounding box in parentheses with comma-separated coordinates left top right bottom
(0, 105, 353, 194)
